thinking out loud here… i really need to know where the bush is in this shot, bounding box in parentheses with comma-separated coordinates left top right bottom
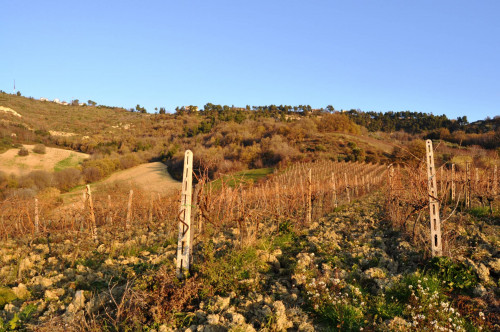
(33, 144, 46, 154)
(83, 166, 103, 182)
(54, 168, 82, 191)
(18, 147, 29, 156)
(27, 170, 54, 190)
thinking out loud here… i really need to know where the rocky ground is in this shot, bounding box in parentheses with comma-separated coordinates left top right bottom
(0, 192, 498, 331)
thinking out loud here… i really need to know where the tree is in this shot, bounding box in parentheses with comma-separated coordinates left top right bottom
(88, 100, 97, 106)
(136, 104, 147, 113)
(159, 107, 166, 115)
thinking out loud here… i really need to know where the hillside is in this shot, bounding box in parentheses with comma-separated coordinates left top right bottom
(0, 93, 499, 330)
(0, 144, 88, 176)
(0, 93, 141, 136)
(1, 92, 498, 202)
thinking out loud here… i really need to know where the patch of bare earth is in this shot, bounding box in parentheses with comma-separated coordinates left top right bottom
(0, 145, 89, 176)
(101, 162, 181, 194)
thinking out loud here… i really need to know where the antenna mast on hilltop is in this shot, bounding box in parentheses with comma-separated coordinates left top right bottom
(13, 79, 16, 93)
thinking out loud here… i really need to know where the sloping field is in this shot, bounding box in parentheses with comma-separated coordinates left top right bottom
(100, 162, 181, 194)
(0, 145, 88, 176)
(331, 132, 395, 153)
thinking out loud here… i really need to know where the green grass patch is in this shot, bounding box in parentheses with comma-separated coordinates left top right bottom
(196, 241, 269, 297)
(54, 153, 85, 172)
(210, 168, 273, 189)
(468, 206, 492, 218)
(0, 287, 17, 307)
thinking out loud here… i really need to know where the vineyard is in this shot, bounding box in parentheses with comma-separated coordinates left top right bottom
(0, 154, 499, 331)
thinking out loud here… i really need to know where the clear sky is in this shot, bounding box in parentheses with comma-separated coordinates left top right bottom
(1, 1, 498, 121)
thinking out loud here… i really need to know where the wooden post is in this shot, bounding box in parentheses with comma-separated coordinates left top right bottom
(34, 198, 39, 234)
(475, 167, 479, 192)
(306, 169, 312, 225)
(344, 172, 350, 203)
(85, 185, 98, 242)
(107, 195, 112, 224)
(388, 165, 394, 195)
(451, 164, 456, 201)
(425, 140, 442, 256)
(440, 166, 443, 196)
(148, 193, 153, 223)
(494, 165, 498, 195)
(126, 190, 133, 228)
(354, 175, 359, 197)
(465, 162, 471, 208)
(332, 173, 338, 208)
(176, 150, 193, 279)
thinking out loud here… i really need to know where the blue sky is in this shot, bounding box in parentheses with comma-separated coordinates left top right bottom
(1, 1, 498, 121)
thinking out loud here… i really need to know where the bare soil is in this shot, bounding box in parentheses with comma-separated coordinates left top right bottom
(0, 145, 89, 176)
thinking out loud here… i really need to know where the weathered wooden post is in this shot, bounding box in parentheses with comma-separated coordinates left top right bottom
(440, 166, 443, 196)
(425, 140, 442, 256)
(354, 175, 359, 197)
(475, 167, 479, 193)
(494, 165, 498, 195)
(85, 185, 98, 242)
(465, 162, 471, 208)
(126, 189, 133, 228)
(306, 169, 312, 225)
(107, 195, 113, 224)
(331, 173, 338, 208)
(34, 198, 39, 234)
(344, 172, 350, 203)
(148, 192, 153, 223)
(176, 150, 193, 279)
(388, 165, 394, 195)
(451, 164, 456, 201)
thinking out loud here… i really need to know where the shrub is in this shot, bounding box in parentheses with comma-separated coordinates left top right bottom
(33, 144, 46, 154)
(28, 170, 54, 190)
(83, 166, 103, 183)
(18, 147, 29, 156)
(54, 168, 82, 191)
(425, 257, 478, 292)
(119, 154, 141, 169)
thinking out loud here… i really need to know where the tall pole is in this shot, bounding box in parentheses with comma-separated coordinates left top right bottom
(176, 150, 193, 279)
(425, 140, 442, 256)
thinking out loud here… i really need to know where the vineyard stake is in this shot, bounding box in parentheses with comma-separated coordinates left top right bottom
(34, 198, 39, 234)
(451, 164, 456, 201)
(126, 190, 133, 228)
(85, 185, 98, 242)
(176, 150, 193, 279)
(332, 173, 338, 208)
(465, 162, 471, 208)
(107, 195, 112, 224)
(306, 169, 312, 225)
(148, 192, 153, 223)
(344, 172, 350, 203)
(493, 165, 497, 196)
(425, 140, 442, 256)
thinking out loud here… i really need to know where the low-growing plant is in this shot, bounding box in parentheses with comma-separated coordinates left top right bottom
(424, 256, 478, 292)
(17, 147, 28, 156)
(375, 273, 469, 330)
(0, 288, 16, 307)
(32, 144, 46, 154)
(196, 240, 269, 297)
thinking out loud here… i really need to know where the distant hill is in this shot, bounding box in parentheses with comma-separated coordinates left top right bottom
(1, 92, 498, 200)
